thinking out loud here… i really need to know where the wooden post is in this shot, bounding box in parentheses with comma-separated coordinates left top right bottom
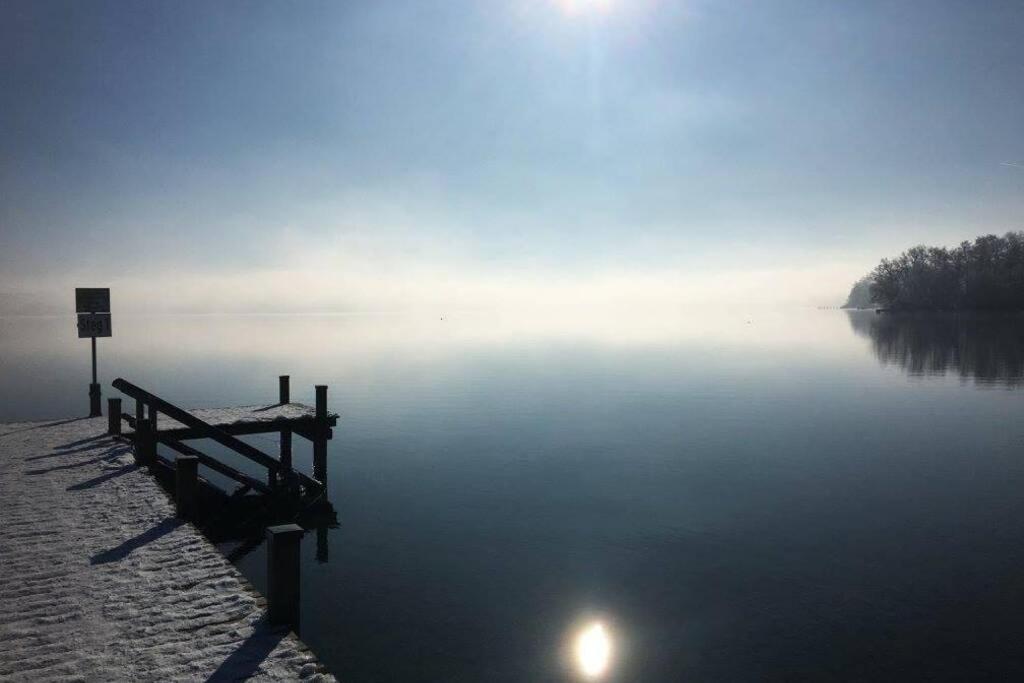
(313, 385, 328, 490)
(135, 417, 155, 466)
(315, 385, 327, 421)
(145, 417, 158, 465)
(266, 524, 303, 631)
(272, 376, 289, 489)
(133, 415, 144, 464)
(312, 439, 327, 491)
(135, 399, 144, 431)
(148, 403, 158, 434)
(280, 429, 292, 471)
(107, 398, 122, 435)
(175, 455, 199, 521)
(316, 524, 328, 564)
(277, 428, 293, 495)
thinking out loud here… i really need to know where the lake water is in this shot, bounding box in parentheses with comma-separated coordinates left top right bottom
(3, 309, 1024, 681)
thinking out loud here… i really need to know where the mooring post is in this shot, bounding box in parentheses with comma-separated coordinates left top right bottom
(133, 414, 144, 464)
(313, 385, 328, 490)
(107, 398, 122, 435)
(274, 375, 291, 493)
(175, 455, 199, 521)
(316, 524, 329, 564)
(312, 438, 327, 491)
(280, 429, 293, 471)
(135, 416, 155, 466)
(274, 427, 293, 496)
(146, 417, 158, 465)
(315, 385, 327, 420)
(266, 524, 304, 631)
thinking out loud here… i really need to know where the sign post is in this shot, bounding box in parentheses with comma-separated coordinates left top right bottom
(76, 288, 111, 417)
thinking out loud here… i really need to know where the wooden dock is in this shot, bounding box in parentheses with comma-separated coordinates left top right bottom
(0, 414, 335, 681)
(110, 377, 339, 513)
(0, 375, 347, 680)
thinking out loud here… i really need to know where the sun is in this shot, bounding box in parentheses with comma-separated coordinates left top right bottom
(559, 0, 613, 16)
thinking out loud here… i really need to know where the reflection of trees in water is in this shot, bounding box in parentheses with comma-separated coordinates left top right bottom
(846, 311, 1024, 386)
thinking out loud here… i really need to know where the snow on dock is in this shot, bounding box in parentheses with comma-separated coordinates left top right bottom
(0, 415, 335, 682)
(144, 403, 336, 434)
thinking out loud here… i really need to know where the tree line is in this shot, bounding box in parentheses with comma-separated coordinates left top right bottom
(843, 232, 1024, 310)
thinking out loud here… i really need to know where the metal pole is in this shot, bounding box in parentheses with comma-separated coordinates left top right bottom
(89, 336, 101, 417)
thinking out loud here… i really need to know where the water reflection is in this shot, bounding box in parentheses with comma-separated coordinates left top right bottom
(847, 310, 1024, 385)
(575, 621, 613, 679)
(13, 311, 1024, 679)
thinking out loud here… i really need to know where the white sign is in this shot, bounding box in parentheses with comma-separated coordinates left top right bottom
(75, 288, 110, 313)
(77, 313, 112, 338)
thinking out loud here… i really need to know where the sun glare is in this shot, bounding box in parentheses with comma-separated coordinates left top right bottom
(575, 621, 612, 679)
(560, 0, 613, 16)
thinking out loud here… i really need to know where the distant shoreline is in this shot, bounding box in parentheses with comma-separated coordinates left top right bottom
(842, 306, 1024, 314)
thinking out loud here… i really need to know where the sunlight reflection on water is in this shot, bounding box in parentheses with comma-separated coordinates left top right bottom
(575, 621, 612, 679)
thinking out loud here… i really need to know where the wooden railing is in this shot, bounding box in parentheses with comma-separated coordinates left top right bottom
(110, 377, 334, 503)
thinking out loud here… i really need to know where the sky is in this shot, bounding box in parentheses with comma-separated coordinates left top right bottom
(1, 0, 1022, 312)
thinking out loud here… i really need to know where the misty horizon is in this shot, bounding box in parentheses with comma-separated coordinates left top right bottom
(3, 1, 1023, 315)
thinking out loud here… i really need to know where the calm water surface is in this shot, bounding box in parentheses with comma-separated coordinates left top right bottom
(3, 309, 1024, 681)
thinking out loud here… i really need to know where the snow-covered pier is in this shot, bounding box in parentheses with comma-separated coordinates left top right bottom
(0, 414, 335, 681)
(112, 377, 338, 510)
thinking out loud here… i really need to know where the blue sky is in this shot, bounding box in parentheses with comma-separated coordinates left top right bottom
(2, 0, 1022, 310)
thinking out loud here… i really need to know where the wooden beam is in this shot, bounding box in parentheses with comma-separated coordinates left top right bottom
(293, 423, 333, 442)
(159, 435, 322, 496)
(112, 378, 281, 473)
(125, 411, 334, 450)
(159, 437, 273, 495)
(156, 418, 332, 442)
